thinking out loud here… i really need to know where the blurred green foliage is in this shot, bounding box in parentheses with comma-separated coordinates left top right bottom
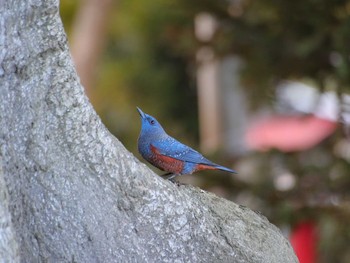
(179, 0, 350, 108)
(60, 0, 350, 144)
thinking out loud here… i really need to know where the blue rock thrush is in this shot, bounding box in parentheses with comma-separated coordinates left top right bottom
(137, 107, 237, 180)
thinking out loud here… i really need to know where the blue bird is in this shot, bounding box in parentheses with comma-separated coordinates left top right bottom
(137, 107, 237, 180)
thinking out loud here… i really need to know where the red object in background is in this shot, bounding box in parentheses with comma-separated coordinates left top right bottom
(290, 221, 318, 263)
(245, 115, 337, 152)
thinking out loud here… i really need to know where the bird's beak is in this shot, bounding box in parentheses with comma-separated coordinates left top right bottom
(137, 107, 146, 119)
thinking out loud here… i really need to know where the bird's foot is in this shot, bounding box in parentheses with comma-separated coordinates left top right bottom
(161, 172, 177, 180)
(169, 178, 187, 186)
(161, 173, 185, 186)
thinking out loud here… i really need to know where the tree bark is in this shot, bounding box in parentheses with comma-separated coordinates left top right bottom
(0, 0, 298, 262)
(0, 157, 19, 262)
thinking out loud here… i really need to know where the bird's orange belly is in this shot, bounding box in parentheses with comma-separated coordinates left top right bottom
(149, 144, 184, 174)
(150, 154, 184, 174)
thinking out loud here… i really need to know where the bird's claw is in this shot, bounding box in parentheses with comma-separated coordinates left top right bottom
(169, 178, 186, 186)
(161, 173, 186, 186)
(161, 172, 177, 180)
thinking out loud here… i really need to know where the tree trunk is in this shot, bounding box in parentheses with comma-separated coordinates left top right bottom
(0, 0, 298, 262)
(70, 0, 113, 96)
(0, 157, 19, 262)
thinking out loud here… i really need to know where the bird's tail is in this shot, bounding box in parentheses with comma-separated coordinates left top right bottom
(214, 164, 237, 174)
(196, 159, 237, 174)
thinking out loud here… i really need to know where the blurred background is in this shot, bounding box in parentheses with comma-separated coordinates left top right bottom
(60, 0, 350, 262)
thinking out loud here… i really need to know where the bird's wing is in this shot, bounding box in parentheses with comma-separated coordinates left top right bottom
(151, 137, 214, 165)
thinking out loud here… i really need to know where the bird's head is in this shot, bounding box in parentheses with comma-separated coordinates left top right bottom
(137, 107, 166, 138)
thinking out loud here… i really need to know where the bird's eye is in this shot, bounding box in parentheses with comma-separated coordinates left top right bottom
(150, 119, 155, 125)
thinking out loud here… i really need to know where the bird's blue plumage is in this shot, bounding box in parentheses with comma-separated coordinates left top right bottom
(137, 107, 237, 179)
(152, 137, 214, 165)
